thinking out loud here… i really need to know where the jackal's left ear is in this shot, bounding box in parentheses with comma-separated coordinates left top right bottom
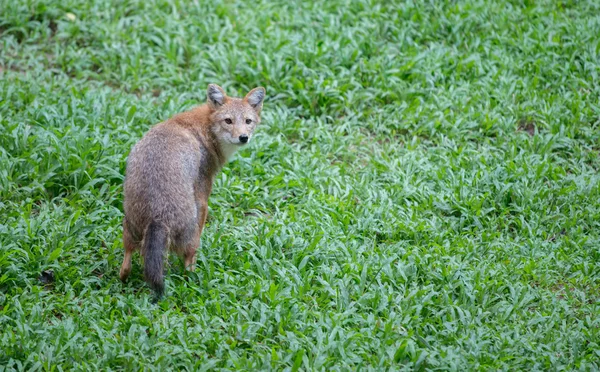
(245, 87, 266, 113)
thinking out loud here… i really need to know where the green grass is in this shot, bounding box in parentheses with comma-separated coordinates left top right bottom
(1, 0, 599, 369)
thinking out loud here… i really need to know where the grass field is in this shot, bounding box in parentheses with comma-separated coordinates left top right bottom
(1, 0, 600, 369)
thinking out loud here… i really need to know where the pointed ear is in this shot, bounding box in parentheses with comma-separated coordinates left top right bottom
(244, 87, 266, 113)
(207, 84, 226, 108)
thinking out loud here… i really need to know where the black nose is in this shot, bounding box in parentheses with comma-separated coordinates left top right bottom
(239, 134, 249, 143)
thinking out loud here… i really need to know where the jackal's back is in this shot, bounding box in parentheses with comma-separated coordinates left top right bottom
(123, 123, 201, 240)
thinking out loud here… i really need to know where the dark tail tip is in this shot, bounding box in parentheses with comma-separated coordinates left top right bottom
(143, 221, 168, 298)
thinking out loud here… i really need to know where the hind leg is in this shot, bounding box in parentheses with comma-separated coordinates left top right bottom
(183, 226, 200, 271)
(120, 221, 139, 282)
(183, 201, 208, 271)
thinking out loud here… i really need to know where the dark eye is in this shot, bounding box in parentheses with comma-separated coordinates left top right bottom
(245, 118, 252, 124)
(225, 118, 232, 124)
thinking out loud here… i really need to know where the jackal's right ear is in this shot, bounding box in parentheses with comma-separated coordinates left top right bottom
(207, 84, 226, 108)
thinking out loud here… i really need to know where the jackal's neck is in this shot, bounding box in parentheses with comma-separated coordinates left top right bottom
(216, 141, 239, 163)
(172, 104, 224, 176)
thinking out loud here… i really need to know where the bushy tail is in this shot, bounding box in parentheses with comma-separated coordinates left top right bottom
(143, 221, 168, 299)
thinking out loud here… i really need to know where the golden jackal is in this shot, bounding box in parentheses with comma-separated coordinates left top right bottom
(120, 84, 266, 298)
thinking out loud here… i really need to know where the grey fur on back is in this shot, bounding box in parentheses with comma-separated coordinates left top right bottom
(124, 124, 206, 245)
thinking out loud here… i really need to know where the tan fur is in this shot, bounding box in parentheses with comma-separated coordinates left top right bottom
(120, 84, 266, 295)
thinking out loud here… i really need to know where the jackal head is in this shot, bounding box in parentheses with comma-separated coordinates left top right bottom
(207, 84, 265, 148)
